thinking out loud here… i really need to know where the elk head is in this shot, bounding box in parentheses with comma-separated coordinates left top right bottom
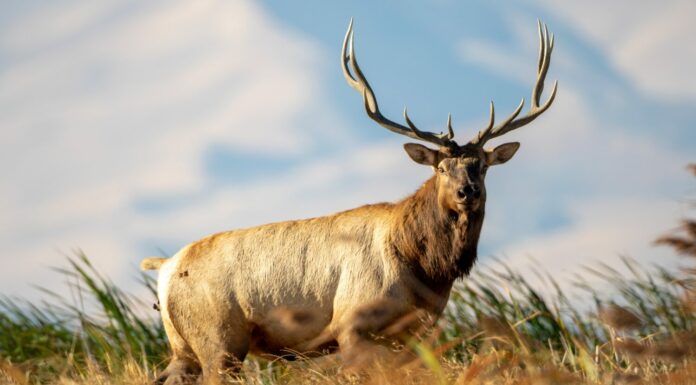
(342, 20, 557, 218)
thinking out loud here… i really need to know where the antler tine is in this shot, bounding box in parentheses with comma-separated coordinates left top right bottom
(344, 21, 379, 114)
(536, 19, 546, 74)
(490, 98, 525, 136)
(532, 21, 553, 108)
(341, 21, 455, 147)
(403, 108, 435, 141)
(341, 19, 361, 92)
(471, 21, 558, 146)
(446, 113, 454, 140)
(475, 101, 495, 142)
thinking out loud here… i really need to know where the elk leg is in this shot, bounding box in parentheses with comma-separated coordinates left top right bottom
(194, 331, 249, 385)
(166, 276, 250, 384)
(156, 295, 201, 384)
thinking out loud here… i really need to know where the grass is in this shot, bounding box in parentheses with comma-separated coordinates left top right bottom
(1, 165, 694, 384)
(0, 255, 168, 383)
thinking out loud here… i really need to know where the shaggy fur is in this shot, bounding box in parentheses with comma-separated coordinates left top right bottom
(390, 177, 483, 285)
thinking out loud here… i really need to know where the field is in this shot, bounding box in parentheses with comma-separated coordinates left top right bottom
(1, 166, 695, 385)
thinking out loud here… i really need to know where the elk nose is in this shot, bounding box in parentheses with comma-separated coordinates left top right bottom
(457, 184, 480, 199)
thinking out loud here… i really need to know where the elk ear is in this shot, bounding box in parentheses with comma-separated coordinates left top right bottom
(404, 143, 438, 166)
(485, 142, 520, 165)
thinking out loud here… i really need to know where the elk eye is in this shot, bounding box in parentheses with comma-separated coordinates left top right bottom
(437, 166, 446, 174)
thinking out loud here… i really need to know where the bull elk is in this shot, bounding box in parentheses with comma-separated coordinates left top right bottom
(142, 20, 557, 384)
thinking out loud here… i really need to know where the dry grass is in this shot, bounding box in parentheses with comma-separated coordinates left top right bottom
(1, 165, 695, 385)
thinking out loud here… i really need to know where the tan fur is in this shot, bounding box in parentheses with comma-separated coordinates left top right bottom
(140, 257, 167, 271)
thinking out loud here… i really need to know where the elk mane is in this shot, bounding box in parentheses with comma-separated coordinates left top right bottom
(389, 177, 483, 285)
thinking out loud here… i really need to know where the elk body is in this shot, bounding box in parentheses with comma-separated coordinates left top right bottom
(142, 21, 557, 385)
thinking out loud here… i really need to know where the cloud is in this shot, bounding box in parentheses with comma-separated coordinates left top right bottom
(0, 2, 118, 53)
(124, 141, 426, 258)
(456, 38, 529, 84)
(532, 0, 696, 101)
(491, 197, 688, 299)
(0, 0, 344, 299)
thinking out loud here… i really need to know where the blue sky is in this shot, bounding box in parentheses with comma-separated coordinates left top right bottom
(1, 1, 694, 301)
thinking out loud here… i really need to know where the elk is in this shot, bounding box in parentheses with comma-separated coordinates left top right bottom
(142, 20, 557, 385)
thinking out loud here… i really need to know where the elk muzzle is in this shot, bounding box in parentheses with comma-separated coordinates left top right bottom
(457, 183, 481, 200)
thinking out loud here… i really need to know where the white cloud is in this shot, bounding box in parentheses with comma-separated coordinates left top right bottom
(128, 141, 430, 240)
(532, 0, 696, 101)
(492, 197, 688, 299)
(457, 38, 529, 83)
(0, 2, 118, 53)
(0, 0, 343, 299)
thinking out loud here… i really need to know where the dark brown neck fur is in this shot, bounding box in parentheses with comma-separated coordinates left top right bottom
(389, 177, 484, 286)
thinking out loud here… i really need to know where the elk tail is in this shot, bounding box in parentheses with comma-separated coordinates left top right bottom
(140, 257, 168, 271)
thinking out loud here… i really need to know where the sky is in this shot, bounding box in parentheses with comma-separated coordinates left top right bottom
(1, 0, 694, 304)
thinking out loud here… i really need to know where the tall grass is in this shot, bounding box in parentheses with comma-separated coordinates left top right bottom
(1, 165, 694, 384)
(0, 254, 168, 383)
(1, 254, 693, 384)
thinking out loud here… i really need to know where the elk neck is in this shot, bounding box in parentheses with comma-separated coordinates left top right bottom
(389, 176, 484, 287)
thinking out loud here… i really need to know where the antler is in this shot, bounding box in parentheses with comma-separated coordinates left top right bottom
(470, 20, 558, 147)
(342, 19, 455, 148)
